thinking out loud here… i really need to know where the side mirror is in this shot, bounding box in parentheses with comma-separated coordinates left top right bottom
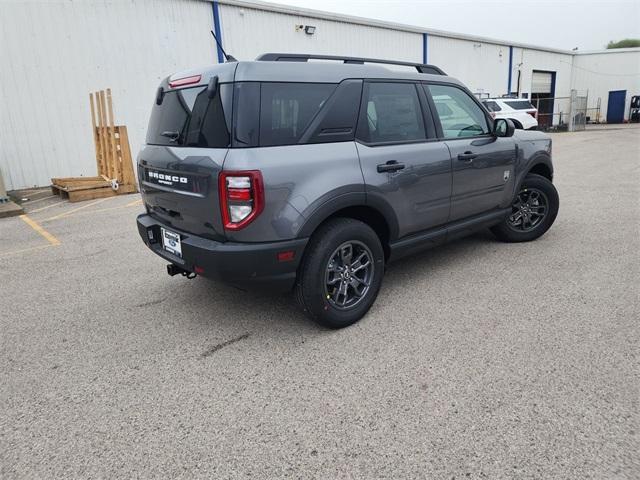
(494, 118, 515, 138)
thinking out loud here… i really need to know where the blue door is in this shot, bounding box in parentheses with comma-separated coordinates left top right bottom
(607, 90, 626, 123)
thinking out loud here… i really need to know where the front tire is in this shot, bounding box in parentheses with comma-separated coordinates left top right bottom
(295, 218, 385, 328)
(491, 173, 559, 242)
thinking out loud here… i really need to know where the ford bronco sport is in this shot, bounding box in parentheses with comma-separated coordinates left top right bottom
(137, 53, 559, 328)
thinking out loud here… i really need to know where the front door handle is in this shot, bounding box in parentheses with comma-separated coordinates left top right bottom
(457, 151, 477, 162)
(377, 160, 405, 173)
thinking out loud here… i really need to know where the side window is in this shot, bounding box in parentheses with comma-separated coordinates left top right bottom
(259, 83, 336, 146)
(428, 84, 490, 138)
(357, 82, 426, 144)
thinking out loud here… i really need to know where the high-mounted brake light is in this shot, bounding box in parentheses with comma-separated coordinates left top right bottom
(219, 171, 264, 230)
(168, 74, 202, 88)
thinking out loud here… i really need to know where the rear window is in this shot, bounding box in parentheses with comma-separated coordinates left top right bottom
(146, 84, 231, 147)
(357, 82, 426, 144)
(259, 83, 336, 146)
(504, 100, 535, 110)
(482, 101, 502, 112)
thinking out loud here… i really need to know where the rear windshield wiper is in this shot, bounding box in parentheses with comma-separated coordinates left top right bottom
(160, 131, 180, 142)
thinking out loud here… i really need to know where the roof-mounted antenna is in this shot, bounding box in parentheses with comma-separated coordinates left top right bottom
(210, 30, 237, 62)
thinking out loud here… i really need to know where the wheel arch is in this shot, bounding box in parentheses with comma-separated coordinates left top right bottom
(510, 118, 523, 129)
(526, 157, 554, 182)
(298, 196, 397, 260)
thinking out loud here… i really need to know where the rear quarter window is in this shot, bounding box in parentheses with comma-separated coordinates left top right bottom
(483, 101, 502, 112)
(259, 83, 336, 146)
(504, 100, 535, 110)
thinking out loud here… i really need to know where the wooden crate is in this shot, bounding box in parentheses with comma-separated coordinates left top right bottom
(50, 88, 138, 203)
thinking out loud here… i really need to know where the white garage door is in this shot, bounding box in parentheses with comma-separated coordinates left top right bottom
(531, 71, 553, 93)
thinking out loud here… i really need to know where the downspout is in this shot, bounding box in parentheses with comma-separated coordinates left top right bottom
(423, 33, 428, 64)
(507, 46, 513, 94)
(212, 1, 225, 64)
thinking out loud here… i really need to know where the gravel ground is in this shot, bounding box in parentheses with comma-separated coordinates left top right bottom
(1, 126, 638, 479)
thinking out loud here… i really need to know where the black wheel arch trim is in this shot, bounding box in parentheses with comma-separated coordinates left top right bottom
(521, 153, 554, 183)
(296, 192, 399, 241)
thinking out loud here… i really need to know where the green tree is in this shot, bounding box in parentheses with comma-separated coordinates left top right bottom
(606, 39, 640, 49)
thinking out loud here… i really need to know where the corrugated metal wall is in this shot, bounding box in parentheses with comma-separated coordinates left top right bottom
(572, 50, 640, 121)
(1, 0, 638, 190)
(0, 0, 216, 190)
(218, 3, 422, 63)
(428, 35, 510, 97)
(510, 47, 574, 98)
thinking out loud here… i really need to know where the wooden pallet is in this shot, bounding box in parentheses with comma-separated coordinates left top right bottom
(50, 89, 137, 203)
(51, 176, 136, 202)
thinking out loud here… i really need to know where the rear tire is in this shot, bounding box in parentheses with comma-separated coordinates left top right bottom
(510, 118, 523, 129)
(491, 173, 559, 242)
(295, 218, 385, 329)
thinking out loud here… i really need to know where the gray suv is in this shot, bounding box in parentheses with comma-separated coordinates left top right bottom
(136, 54, 559, 328)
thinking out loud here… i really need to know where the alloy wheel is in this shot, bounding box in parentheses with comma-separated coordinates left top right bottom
(508, 187, 549, 232)
(324, 241, 374, 310)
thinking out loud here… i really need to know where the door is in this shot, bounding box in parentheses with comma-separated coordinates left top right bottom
(425, 83, 516, 222)
(530, 70, 556, 129)
(607, 90, 626, 123)
(355, 81, 452, 239)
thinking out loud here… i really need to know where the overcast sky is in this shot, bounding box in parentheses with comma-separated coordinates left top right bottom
(274, 0, 640, 51)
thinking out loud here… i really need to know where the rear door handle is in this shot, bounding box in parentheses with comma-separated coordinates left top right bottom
(457, 151, 477, 162)
(377, 160, 405, 173)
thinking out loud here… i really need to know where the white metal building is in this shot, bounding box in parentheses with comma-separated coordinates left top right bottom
(1, 0, 639, 190)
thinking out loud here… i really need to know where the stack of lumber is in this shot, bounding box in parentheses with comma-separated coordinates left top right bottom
(51, 89, 137, 202)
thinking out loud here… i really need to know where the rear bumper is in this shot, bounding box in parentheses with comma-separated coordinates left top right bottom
(137, 214, 308, 292)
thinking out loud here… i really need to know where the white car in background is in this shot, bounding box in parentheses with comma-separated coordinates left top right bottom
(482, 98, 538, 130)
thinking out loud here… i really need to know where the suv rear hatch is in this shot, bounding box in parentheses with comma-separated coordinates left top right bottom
(138, 75, 233, 241)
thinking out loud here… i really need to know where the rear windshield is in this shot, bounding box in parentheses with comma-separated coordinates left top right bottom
(504, 100, 535, 110)
(482, 100, 502, 112)
(146, 84, 232, 147)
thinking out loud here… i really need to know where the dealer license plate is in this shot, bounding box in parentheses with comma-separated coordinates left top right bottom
(161, 228, 182, 258)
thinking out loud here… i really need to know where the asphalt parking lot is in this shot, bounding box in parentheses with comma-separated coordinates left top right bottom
(1, 125, 638, 479)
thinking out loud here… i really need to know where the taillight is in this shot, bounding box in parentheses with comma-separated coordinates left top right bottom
(219, 171, 264, 230)
(528, 111, 537, 119)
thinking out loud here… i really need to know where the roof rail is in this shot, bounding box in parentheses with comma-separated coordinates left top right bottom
(256, 53, 446, 75)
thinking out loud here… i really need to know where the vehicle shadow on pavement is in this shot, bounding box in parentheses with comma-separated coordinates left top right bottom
(164, 230, 501, 336)
(385, 230, 498, 279)
(175, 275, 321, 334)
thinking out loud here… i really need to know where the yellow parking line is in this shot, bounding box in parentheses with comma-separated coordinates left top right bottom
(0, 243, 55, 259)
(23, 194, 55, 205)
(38, 198, 142, 219)
(29, 200, 66, 214)
(43, 197, 113, 222)
(19, 215, 61, 246)
(126, 198, 142, 207)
